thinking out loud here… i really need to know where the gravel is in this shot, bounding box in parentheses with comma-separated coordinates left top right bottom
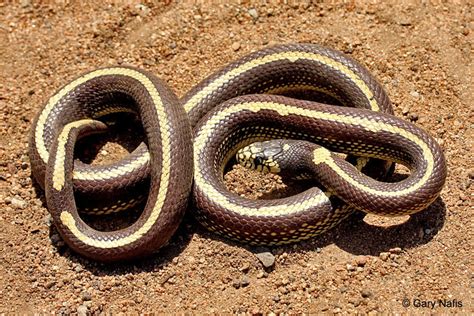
(255, 251, 276, 269)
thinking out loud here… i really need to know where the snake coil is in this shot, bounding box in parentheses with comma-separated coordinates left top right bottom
(29, 44, 447, 261)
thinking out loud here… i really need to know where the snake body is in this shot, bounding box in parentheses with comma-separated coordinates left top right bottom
(29, 44, 447, 260)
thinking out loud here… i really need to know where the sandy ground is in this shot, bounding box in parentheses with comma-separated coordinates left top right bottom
(0, 1, 472, 314)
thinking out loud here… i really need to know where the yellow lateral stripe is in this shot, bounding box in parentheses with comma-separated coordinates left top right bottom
(73, 151, 150, 181)
(183, 51, 379, 114)
(93, 107, 136, 118)
(194, 101, 433, 216)
(52, 119, 96, 191)
(55, 68, 172, 249)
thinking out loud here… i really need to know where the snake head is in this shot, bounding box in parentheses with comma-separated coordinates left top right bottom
(237, 139, 314, 176)
(237, 139, 317, 179)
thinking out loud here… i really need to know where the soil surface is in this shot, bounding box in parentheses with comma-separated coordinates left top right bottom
(0, 2, 472, 314)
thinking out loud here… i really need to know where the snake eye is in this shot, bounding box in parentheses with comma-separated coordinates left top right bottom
(254, 156, 263, 166)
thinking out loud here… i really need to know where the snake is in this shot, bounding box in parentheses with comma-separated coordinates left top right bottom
(29, 43, 447, 261)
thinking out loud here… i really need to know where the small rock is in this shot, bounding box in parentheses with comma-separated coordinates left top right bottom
(410, 91, 420, 99)
(379, 252, 389, 261)
(232, 279, 241, 289)
(50, 234, 61, 245)
(256, 271, 266, 279)
(280, 287, 289, 294)
(409, 113, 419, 121)
(468, 170, 474, 179)
(355, 256, 368, 266)
(11, 196, 27, 209)
(272, 295, 280, 302)
(389, 247, 402, 254)
(20, 0, 31, 7)
(346, 264, 356, 271)
(45, 281, 56, 289)
(361, 288, 372, 298)
(424, 228, 432, 235)
(255, 252, 275, 268)
(239, 262, 250, 273)
(159, 271, 176, 285)
(43, 214, 53, 227)
(316, 247, 322, 253)
(399, 18, 412, 26)
(248, 8, 259, 19)
(402, 105, 411, 115)
(77, 304, 88, 316)
(231, 42, 241, 51)
(81, 291, 92, 301)
(134, 4, 150, 17)
(240, 276, 250, 287)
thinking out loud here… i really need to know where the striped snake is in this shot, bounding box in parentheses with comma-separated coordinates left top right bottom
(29, 44, 447, 261)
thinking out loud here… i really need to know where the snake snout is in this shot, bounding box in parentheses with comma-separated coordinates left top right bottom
(237, 140, 292, 174)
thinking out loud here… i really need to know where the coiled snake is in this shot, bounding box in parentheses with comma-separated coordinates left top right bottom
(29, 44, 447, 261)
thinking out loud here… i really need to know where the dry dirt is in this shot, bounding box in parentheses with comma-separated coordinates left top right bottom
(0, 1, 472, 314)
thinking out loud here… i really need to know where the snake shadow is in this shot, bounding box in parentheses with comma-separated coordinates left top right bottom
(194, 170, 447, 258)
(256, 171, 447, 256)
(193, 197, 446, 259)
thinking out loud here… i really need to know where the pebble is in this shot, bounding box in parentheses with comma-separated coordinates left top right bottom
(346, 264, 356, 272)
(248, 8, 259, 19)
(389, 247, 402, 254)
(20, 0, 31, 7)
(10, 196, 27, 209)
(255, 251, 275, 268)
(231, 42, 241, 51)
(355, 256, 368, 266)
(82, 291, 92, 301)
(409, 113, 419, 121)
(50, 234, 61, 245)
(468, 170, 474, 179)
(424, 228, 432, 235)
(240, 276, 250, 287)
(402, 105, 411, 115)
(77, 304, 88, 316)
(398, 18, 412, 26)
(232, 279, 241, 289)
(43, 214, 53, 227)
(360, 288, 372, 298)
(256, 271, 266, 278)
(379, 252, 389, 261)
(273, 295, 280, 302)
(410, 91, 421, 99)
(239, 262, 250, 273)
